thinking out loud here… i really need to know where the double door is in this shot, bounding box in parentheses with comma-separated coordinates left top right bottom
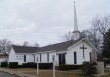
(59, 54, 65, 65)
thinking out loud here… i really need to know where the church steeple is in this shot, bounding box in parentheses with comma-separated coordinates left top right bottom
(74, 2, 78, 31)
(72, 2, 80, 41)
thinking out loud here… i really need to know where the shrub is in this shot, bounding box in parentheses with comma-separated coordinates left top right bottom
(22, 63, 28, 68)
(22, 62, 37, 68)
(39, 63, 53, 69)
(1, 62, 8, 67)
(27, 62, 37, 68)
(22, 63, 53, 69)
(81, 61, 97, 75)
(9, 62, 18, 68)
(59, 65, 82, 71)
(18, 65, 23, 68)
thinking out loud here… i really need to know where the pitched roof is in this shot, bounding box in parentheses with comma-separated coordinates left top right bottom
(36, 38, 82, 52)
(12, 45, 38, 53)
(12, 38, 84, 53)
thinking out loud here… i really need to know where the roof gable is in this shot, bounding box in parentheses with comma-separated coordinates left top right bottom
(68, 38, 98, 51)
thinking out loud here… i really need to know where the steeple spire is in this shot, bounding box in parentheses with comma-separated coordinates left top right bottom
(74, 1, 78, 31)
(72, 1, 80, 41)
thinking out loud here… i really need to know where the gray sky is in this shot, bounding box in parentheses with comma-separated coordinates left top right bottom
(0, 0, 110, 46)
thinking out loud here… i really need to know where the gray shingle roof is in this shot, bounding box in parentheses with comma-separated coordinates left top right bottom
(12, 45, 38, 53)
(12, 38, 83, 53)
(36, 39, 81, 52)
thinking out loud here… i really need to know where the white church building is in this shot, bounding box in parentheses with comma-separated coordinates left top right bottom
(8, 4, 97, 65)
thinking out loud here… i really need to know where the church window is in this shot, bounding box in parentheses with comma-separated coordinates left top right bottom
(90, 52, 91, 61)
(74, 52, 77, 64)
(24, 55, 26, 62)
(34, 55, 35, 62)
(47, 53, 49, 62)
(40, 54, 41, 62)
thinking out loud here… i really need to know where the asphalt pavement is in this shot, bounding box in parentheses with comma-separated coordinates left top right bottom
(0, 71, 18, 77)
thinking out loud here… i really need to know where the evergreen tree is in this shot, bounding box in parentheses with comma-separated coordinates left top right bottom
(103, 29, 110, 58)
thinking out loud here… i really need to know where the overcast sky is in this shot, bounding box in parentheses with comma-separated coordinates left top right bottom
(0, 0, 110, 46)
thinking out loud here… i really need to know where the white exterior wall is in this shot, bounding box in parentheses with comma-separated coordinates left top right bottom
(9, 48, 35, 65)
(34, 40, 94, 65)
(41, 54, 47, 63)
(66, 41, 92, 65)
(16, 55, 24, 65)
(35, 52, 59, 65)
(16, 54, 34, 65)
(26, 55, 34, 62)
(9, 48, 17, 62)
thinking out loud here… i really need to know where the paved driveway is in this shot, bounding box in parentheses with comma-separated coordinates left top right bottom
(0, 71, 18, 77)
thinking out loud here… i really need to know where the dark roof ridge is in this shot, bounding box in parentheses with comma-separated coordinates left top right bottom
(12, 45, 39, 48)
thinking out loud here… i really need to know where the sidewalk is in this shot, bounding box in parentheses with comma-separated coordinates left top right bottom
(0, 68, 40, 77)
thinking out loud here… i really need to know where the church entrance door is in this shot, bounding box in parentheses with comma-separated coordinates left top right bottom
(59, 54, 65, 65)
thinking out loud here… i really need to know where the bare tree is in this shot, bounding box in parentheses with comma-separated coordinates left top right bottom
(64, 32, 73, 41)
(0, 39, 12, 54)
(91, 15, 110, 36)
(23, 41, 30, 46)
(81, 29, 100, 49)
(90, 15, 110, 51)
(34, 42, 39, 47)
(81, 30, 92, 38)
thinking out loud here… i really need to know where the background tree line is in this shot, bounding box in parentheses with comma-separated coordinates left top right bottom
(0, 39, 39, 56)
